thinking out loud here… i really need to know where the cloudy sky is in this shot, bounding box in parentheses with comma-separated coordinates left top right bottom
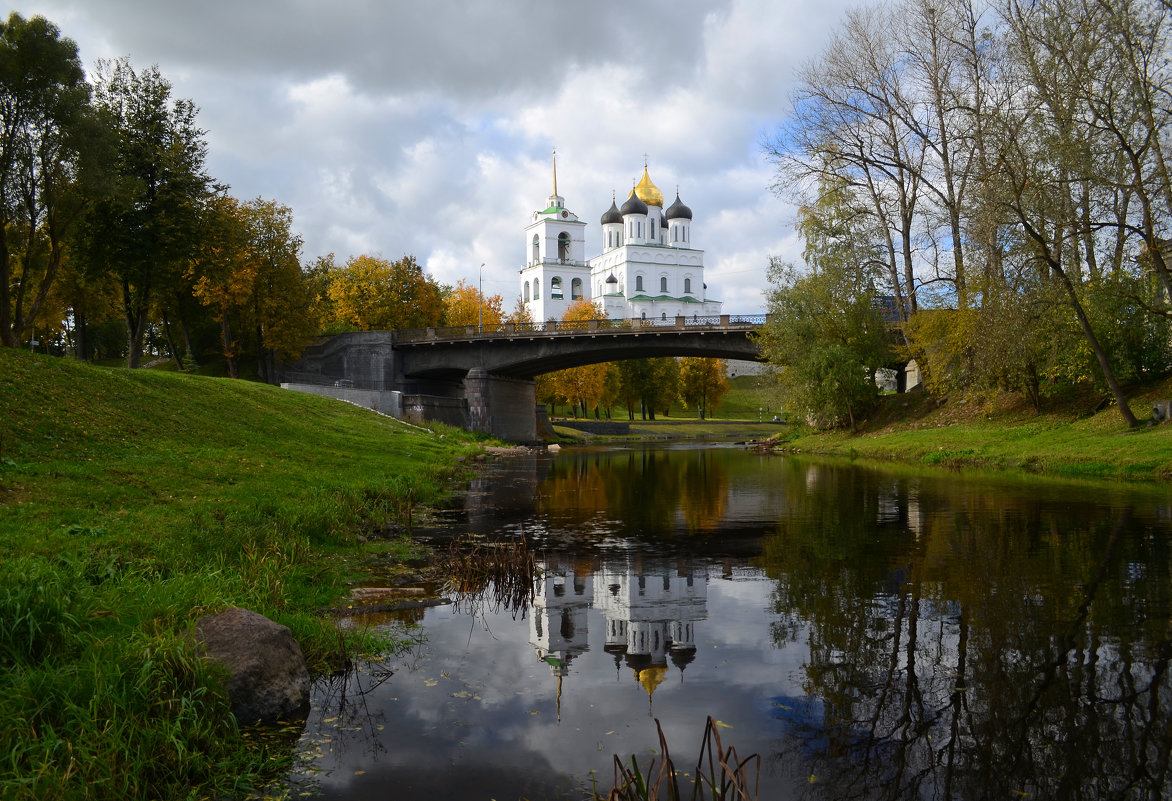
(12, 0, 859, 314)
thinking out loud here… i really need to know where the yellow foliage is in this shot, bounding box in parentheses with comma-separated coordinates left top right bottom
(546, 299, 608, 414)
(443, 279, 503, 328)
(324, 254, 444, 331)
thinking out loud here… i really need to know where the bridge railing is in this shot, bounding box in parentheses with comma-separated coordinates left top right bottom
(392, 314, 769, 344)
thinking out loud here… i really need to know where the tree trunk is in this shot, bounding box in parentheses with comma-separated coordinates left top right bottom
(72, 309, 89, 361)
(220, 317, 238, 379)
(162, 310, 183, 369)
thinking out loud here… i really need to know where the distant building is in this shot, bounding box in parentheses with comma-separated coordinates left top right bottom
(519, 156, 722, 323)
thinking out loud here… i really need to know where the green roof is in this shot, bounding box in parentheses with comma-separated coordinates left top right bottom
(628, 294, 705, 303)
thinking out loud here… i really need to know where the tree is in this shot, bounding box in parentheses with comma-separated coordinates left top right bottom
(189, 194, 252, 377)
(679, 358, 730, 420)
(187, 194, 314, 379)
(614, 357, 680, 420)
(506, 296, 534, 326)
(80, 58, 210, 368)
(324, 253, 444, 331)
(243, 197, 315, 381)
(546, 299, 610, 417)
(442, 278, 503, 329)
(757, 258, 890, 432)
(0, 13, 99, 349)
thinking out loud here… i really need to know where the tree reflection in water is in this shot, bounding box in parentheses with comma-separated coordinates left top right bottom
(759, 462, 1172, 800)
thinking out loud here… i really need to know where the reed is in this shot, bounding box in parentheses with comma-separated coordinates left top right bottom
(441, 533, 538, 617)
(599, 717, 760, 801)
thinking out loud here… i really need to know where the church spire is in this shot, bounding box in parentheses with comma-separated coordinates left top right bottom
(546, 148, 565, 210)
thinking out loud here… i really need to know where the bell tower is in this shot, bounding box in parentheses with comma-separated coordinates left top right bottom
(519, 150, 589, 323)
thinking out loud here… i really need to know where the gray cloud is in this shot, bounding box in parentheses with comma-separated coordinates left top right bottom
(13, 0, 859, 313)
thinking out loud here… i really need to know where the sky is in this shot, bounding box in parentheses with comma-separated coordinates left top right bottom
(11, 0, 861, 315)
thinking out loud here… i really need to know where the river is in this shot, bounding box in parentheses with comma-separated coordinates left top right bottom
(286, 442, 1172, 800)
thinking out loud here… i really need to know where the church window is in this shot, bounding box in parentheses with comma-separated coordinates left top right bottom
(532, 234, 540, 264)
(661, 312, 667, 321)
(551, 277, 563, 299)
(533, 280, 540, 300)
(560, 608, 574, 639)
(636, 275, 644, 292)
(684, 278, 691, 294)
(558, 232, 570, 261)
(641, 311, 646, 320)
(524, 281, 530, 301)
(650, 218, 656, 240)
(660, 276, 668, 292)
(571, 277, 582, 299)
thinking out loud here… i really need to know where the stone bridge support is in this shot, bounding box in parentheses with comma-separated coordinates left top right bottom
(464, 369, 536, 442)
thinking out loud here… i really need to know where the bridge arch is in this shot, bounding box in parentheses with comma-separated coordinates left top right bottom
(278, 316, 767, 441)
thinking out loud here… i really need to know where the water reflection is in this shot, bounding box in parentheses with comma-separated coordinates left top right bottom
(293, 447, 1172, 801)
(531, 554, 707, 720)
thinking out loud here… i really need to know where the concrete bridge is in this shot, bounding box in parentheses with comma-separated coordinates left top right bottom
(277, 314, 767, 441)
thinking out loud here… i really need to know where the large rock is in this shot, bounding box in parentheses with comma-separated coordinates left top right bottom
(193, 607, 311, 726)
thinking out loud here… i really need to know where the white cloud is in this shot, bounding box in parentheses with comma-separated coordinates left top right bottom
(11, 0, 863, 312)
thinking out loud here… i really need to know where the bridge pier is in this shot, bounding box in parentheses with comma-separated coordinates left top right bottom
(465, 368, 536, 442)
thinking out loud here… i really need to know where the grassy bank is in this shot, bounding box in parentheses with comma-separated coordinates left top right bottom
(0, 349, 481, 800)
(777, 377, 1172, 482)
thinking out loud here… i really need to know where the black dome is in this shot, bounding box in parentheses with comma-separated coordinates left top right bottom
(665, 193, 692, 220)
(601, 199, 623, 225)
(620, 189, 648, 216)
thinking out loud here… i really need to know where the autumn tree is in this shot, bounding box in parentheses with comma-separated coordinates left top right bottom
(679, 358, 730, 420)
(443, 278, 503, 329)
(324, 254, 444, 331)
(0, 13, 103, 349)
(613, 357, 680, 420)
(189, 194, 251, 377)
(546, 299, 610, 417)
(80, 57, 210, 368)
(188, 194, 314, 379)
(506, 296, 534, 325)
(244, 198, 315, 380)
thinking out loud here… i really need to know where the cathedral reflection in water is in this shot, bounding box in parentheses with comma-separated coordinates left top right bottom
(529, 554, 708, 708)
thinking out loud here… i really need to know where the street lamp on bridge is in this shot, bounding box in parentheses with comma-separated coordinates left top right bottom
(478, 262, 485, 334)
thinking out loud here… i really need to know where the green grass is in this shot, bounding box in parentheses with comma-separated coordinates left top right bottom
(0, 349, 481, 800)
(776, 379, 1172, 482)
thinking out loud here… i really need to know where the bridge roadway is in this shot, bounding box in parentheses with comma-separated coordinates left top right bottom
(277, 314, 767, 441)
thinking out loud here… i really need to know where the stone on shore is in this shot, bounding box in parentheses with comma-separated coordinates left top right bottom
(193, 607, 310, 726)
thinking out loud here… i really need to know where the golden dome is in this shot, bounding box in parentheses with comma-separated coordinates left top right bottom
(637, 665, 669, 698)
(634, 165, 664, 208)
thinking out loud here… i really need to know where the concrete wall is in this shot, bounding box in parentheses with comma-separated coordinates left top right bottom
(280, 383, 403, 417)
(402, 394, 468, 429)
(277, 332, 398, 389)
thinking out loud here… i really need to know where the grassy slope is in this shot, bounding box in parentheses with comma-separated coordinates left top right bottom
(780, 378, 1172, 482)
(0, 350, 481, 800)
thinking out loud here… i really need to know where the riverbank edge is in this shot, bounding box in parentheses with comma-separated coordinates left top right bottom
(764, 380, 1172, 484)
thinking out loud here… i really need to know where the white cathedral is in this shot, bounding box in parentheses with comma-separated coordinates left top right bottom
(519, 158, 723, 323)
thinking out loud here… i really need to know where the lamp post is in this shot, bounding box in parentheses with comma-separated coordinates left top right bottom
(478, 263, 485, 333)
